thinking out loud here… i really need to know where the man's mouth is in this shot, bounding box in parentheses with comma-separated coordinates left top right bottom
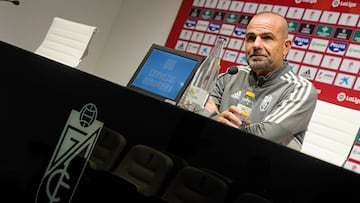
(250, 55, 266, 60)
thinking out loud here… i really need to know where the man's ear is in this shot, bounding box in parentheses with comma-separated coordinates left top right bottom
(283, 39, 292, 57)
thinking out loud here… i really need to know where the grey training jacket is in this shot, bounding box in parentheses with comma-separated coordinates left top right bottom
(205, 63, 318, 149)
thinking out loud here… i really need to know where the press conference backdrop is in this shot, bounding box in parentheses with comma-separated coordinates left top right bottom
(165, 0, 360, 111)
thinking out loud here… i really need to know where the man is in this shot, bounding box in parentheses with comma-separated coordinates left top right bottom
(202, 11, 318, 151)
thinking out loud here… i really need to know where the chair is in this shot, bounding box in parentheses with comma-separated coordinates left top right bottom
(71, 127, 127, 202)
(73, 144, 174, 202)
(161, 166, 230, 203)
(35, 16, 97, 68)
(112, 144, 174, 197)
(86, 126, 127, 171)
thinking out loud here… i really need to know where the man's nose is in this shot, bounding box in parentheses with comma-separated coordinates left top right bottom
(253, 37, 262, 47)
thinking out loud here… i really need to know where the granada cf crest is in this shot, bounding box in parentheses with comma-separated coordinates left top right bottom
(35, 103, 103, 203)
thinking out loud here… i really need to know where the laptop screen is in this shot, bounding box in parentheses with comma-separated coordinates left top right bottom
(127, 44, 203, 105)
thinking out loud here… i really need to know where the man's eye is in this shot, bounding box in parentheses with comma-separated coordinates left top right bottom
(246, 36, 256, 41)
(263, 36, 273, 40)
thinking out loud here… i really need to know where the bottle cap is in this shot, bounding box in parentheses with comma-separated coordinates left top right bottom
(245, 91, 255, 98)
(218, 36, 227, 41)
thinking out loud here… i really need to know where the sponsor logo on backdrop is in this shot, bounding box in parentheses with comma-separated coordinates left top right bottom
(198, 45, 212, 56)
(334, 73, 356, 89)
(223, 50, 238, 62)
(334, 28, 353, 40)
(320, 11, 340, 24)
(217, 0, 231, 10)
(346, 44, 360, 59)
(338, 14, 359, 26)
(233, 26, 246, 38)
(190, 8, 201, 17)
(184, 19, 196, 29)
(353, 30, 360, 42)
(340, 59, 360, 74)
(220, 24, 235, 36)
(179, 29, 192, 40)
(229, 1, 244, 12)
(320, 55, 341, 70)
(337, 92, 347, 101)
(299, 66, 317, 80)
(213, 11, 225, 21)
(273, 5, 288, 16)
(208, 22, 221, 33)
(191, 31, 204, 42)
(225, 13, 239, 23)
(204, 0, 217, 8)
(236, 53, 247, 65)
(287, 7, 305, 19)
(186, 42, 200, 54)
(299, 23, 316, 34)
(315, 69, 336, 84)
(303, 9, 322, 21)
(309, 38, 329, 52)
(332, 0, 357, 8)
(257, 4, 273, 12)
(316, 25, 334, 37)
(327, 41, 347, 55)
(289, 63, 300, 74)
(228, 38, 243, 50)
(337, 92, 360, 104)
(195, 20, 209, 31)
(192, 0, 205, 7)
(287, 49, 305, 63)
(243, 2, 258, 13)
(293, 36, 311, 49)
(203, 33, 217, 45)
(239, 15, 252, 25)
(201, 10, 213, 19)
(288, 21, 299, 32)
(175, 40, 188, 51)
(303, 52, 323, 66)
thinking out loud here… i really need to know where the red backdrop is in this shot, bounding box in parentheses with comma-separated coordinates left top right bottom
(165, 0, 360, 111)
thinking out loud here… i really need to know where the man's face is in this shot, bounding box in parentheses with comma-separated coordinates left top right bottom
(245, 14, 290, 76)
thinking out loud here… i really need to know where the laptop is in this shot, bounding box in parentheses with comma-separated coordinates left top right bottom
(127, 44, 203, 105)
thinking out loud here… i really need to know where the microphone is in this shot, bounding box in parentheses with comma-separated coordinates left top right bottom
(0, 0, 20, 5)
(217, 66, 239, 81)
(227, 66, 239, 75)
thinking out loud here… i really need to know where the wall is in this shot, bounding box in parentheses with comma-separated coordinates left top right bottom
(0, 0, 182, 86)
(93, 0, 182, 86)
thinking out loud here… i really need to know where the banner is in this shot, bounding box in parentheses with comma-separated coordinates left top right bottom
(165, 0, 360, 111)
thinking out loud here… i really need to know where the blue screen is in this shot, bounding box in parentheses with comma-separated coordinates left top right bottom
(131, 48, 199, 101)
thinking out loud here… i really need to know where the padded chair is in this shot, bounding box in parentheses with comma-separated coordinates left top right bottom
(112, 144, 174, 197)
(35, 16, 97, 68)
(71, 127, 127, 201)
(161, 166, 230, 203)
(74, 144, 173, 203)
(87, 126, 127, 171)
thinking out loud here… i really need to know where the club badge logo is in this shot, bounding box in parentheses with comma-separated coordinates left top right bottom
(35, 103, 103, 203)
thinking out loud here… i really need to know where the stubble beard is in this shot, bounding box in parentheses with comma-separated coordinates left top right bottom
(248, 59, 271, 76)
